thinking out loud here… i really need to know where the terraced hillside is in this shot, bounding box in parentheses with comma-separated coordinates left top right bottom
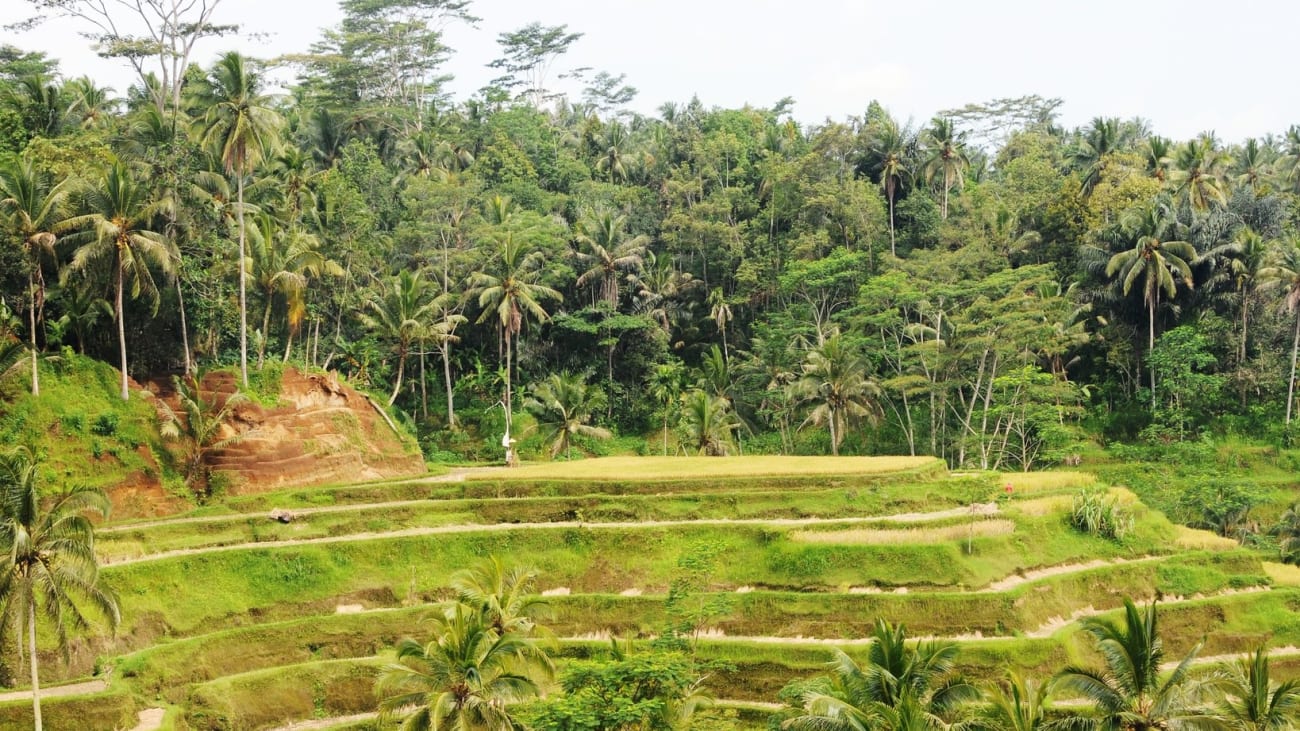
(0, 456, 1293, 730)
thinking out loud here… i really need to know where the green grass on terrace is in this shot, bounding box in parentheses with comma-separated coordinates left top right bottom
(478, 455, 943, 481)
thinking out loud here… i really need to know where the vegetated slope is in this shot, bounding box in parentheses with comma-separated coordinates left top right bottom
(182, 368, 425, 494)
(0, 461, 1287, 731)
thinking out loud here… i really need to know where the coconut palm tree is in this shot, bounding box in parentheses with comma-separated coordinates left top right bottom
(1210, 228, 1272, 365)
(1171, 136, 1230, 212)
(871, 119, 910, 256)
(1277, 503, 1300, 565)
(1144, 136, 1173, 183)
(361, 269, 446, 407)
(158, 371, 249, 492)
(1260, 237, 1300, 425)
(63, 163, 177, 401)
(468, 209, 562, 452)
(783, 619, 979, 730)
(648, 361, 687, 456)
(195, 51, 283, 389)
(1053, 599, 1219, 730)
(450, 556, 550, 637)
(922, 118, 967, 220)
(968, 672, 1058, 731)
(0, 157, 70, 398)
(247, 214, 341, 367)
(595, 120, 631, 183)
(375, 603, 552, 731)
(0, 447, 120, 731)
(522, 372, 612, 459)
(1074, 117, 1122, 198)
(792, 335, 884, 456)
(1214, 646, 1300, 731)
(1233, 138, 1273, 194)
(680, 389, 740, 456)
(1105, 197, 1197, 406)
(574, 208, 647, 307)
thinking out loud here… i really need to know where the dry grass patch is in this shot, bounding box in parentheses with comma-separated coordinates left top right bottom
(1263, 562, 1300, 587)
(485, 456, 941, 482)
(1174, 526, 1239, 550)
(789, 519, 1015, 545)
(1011, 496, 1072, 517)
(999, 472, 1097, 493)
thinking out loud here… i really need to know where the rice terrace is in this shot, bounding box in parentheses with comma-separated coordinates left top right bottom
(5, 0, 1300, 729)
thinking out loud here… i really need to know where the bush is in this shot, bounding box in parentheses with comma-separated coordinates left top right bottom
(1069, 489, 1133, 541)
(91, 411, 119, 436)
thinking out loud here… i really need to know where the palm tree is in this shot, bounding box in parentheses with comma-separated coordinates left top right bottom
(783, 619, 979, 730)
(247, 214, 341, 367)
(361, 269, 445, 407)
(1105, 198, 1197, 406)
(1211, 228, 1272, 365)
(469, 210, 562, 454)
(708, 288, 733, 362)
(1074, 117, 1122, 198)
(574, 208, 647, 306)
(871, 119, 910, 256)
(158, 371, 249, 493)
(1214, 646, 1300, 730)
(1260, 237, 1300, 425)
(1054, 599, 1218, 730)
(1233, 138, 1273, 194)
(522, 372, 612, 459)
(1171, 136, 1229, 212)
(648, 361, 686, 456)
(595, 120, 631, 183)
(792, 335, 884, 456)
(0, 447, 120, 731)
(1143, 136, 1173, 183)
(375, 603, 552, 731)
(1277, 503, 1300, 565)
(922, 118, 967, 220)
(450, 556, 550, 637)
(0, 157, 70, 398)
(63, 163, 177, 401)
(680, 389, 740, 456)
(196, 51, 283, 389)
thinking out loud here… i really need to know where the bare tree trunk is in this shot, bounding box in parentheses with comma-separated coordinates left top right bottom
(176, 277, 192, 374)
(441, 342, 455, 428)
(282, 328, 293, 363)
(388, 350, 405, 407)
(116, 256, 129, 401)
(1287, 314, 1299, 426)
(258, 297, 272, 369)
(237, 173, 249, 388)
(1149, 294, 1157, 409)
(28, 271, 38, 397)
(29, 601, 42, 731)
(419, 349, 428, 420)
(829, 411, 839, 457)
(888, 191, 896, 257)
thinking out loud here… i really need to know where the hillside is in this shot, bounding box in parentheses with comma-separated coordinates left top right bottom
(0, 457, 1292, 730)
(0, 355, 426, 518)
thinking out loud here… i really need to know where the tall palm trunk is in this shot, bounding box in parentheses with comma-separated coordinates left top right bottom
(176, 277, 192, 374)
(388, 346, 406, 406)
(1149, 293, 1157, 408)
(1287, 314, 1300, 426)
(419, 349, 428, 420)
(887, 189, 897, 257)
(115, 252, 129, 401)
(441, 341, 455, 428)
(829, 410, 839, 457)
(1240, 292, 1249, 364)
(28, 271, 38, 397)
(29, 602, 41, 731)
(663, 409, 670, 457)
(237, 173, 249, 388)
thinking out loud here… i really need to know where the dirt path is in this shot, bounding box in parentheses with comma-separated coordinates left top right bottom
(0, 678, 107, 703)
(1162, 644, 1300, 671)
(100, 469, 495, 534)
(985, 556, 1163, 592)
(100, 506, 996, 566)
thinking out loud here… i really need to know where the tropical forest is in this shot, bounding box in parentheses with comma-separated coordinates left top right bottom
(1, 0, 1300, 729)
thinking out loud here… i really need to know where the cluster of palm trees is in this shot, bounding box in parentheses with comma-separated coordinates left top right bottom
(782, 600, 1300, 731)
(0, 448, 119, 731)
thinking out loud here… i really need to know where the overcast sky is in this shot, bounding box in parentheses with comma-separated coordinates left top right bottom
(0, 0, 1294, 144)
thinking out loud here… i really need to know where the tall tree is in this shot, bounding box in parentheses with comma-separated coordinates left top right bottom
(63, 163, 177, 401)
(196, 51, 282, 389)
(792, 334, 884, 456)
(1171, 136, 1229, 211)
(0, 447, 120, 731)
(522, 372, 612, 459)
(574, 207, 647, 307)
(1261, 236, 1300, 425)
(0, 156, 69, 397)
(469, 205, 562, 456)
(361, 268, 445, 406)
(870, 118, 910, 256)
(488, 22, 584, 106)
(1105, 198, 1197, 406)
(922, 118, 967, 220)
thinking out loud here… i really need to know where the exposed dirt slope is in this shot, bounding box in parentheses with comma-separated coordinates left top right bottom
(182, 368, 425, 494)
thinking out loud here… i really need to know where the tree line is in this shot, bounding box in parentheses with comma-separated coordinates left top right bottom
(2, 0, 1300, 467)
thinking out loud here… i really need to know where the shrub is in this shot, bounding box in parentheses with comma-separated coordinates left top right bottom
(91, 411, 119, 436)
(1069, 489, 1133, 541)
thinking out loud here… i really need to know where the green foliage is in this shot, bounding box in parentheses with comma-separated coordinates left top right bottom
(1069, 489, 1133, 541)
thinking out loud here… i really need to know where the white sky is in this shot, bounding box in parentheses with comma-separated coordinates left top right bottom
(0, 0, 1294, 144)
